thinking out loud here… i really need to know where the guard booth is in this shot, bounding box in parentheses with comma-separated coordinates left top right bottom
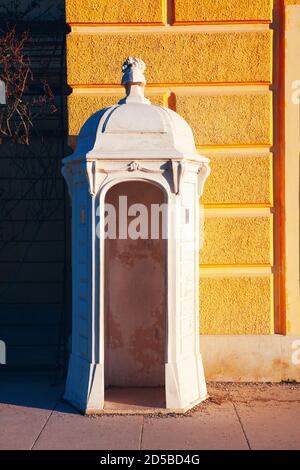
(62, 57, 210, 413)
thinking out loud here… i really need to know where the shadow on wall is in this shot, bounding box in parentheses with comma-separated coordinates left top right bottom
(0, 1, 72, 375)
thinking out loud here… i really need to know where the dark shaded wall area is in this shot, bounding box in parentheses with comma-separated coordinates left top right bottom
(0, 1, 71, 370)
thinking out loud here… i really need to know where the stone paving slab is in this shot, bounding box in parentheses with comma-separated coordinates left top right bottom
(234, 401, 300, 450)
(33, 402, 143, 450)
(0, 373, 62, 450)
(0, 404, 53, 450)
(142, 402, 248, 450)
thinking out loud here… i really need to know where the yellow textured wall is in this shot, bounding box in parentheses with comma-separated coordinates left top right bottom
(176, 93, 272, 146)
(66, 0, 165, 24)
(201, 215, 273, 265)
(174, 0, 273, 22)
(65, 0, 275, 335)
(200, 276, 273, 334)
(67, 32, 272, 85)
(202, 154, 273, 205)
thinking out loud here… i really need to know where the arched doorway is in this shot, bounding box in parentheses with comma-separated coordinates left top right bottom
(104, 181, 166, 406)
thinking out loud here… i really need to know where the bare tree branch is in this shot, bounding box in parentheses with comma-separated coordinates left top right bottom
(0, 26, 57, 144)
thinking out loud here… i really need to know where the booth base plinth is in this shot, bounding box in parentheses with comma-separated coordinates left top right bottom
(65, 387, 209, 416)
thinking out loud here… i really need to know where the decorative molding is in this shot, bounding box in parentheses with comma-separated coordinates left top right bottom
(127, 161, 141, 171)
(171, 161, 185, 195)
(198, 163, 211, 196)
(83, 161, 96, 196)
(96, 160, 166, 175)
(95, 159, 185, 194)
(65, 159, 210, 199)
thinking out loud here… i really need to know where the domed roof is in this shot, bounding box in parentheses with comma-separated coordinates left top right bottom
(66, 57, 208, 163)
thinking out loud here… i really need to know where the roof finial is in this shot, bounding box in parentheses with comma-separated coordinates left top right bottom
(121, 57, 146, 85)
(119, 57, 150, 105)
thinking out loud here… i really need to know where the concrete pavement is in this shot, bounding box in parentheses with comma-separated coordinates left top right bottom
(0, 373, 300, 450)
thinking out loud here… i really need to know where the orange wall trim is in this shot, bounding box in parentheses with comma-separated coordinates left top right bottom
(275, 0, 287, 334)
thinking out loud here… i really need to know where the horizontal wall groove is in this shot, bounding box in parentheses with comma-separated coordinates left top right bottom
(199, 146, 271, 155)
(173, 20, 272, 25)
(69, 21, 272, 27)
(203, 203, 273, 209)
(69, 82, 272, 91)
(203, 207, 272, 215)
(198, 144, 272, 150)
(69, 22, 165, 27)
(199, 266, 273, 276)
(200, 264, 273, 268)
(69, 24, 271, 33)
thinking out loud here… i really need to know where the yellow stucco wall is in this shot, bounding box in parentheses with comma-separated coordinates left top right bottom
(67, 32, 272, 85)
(200, 213, 273, 265)
(176, 93, 272, 146)
(66, 0, 165, 24)
(202, 154, 273, 205)
(65, 0, 276, 335)
(174, 0, 273, 23)
(200, 275, 273, 334)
